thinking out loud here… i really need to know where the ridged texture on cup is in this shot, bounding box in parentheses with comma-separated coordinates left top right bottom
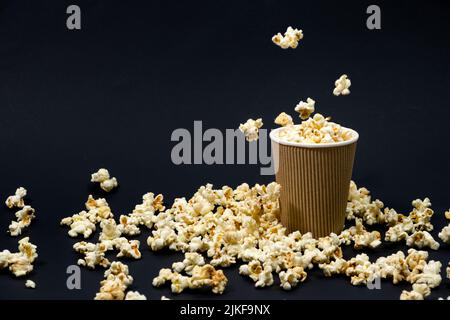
(274, 142, 357, 237)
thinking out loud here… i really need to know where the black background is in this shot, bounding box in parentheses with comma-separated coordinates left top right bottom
(0, 0, 449, 300)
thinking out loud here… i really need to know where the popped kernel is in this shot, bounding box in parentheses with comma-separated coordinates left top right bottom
(239, 118, 263, 142)
(333, 74, 351, 96)
(5, 187, 27, 209)
(406, 231, 440, 250)
(91, 168, 118, 192)
(272, 26, 303, 49)
(0, 237, 38, 277)
(124, 291, 147, 300)
(279, 266, 307, 290)
(274, 112, 293, 127)
(9, 206, 36, 236)
(25, 280, 36, 289)
(438, 224, 450, 244)
(294, 98, 315, 120)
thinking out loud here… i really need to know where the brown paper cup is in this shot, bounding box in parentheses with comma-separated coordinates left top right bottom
(270, 128, 358, 237)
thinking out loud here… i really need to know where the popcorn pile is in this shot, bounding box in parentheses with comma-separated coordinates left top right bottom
(273, 113, 354, 144)
(143, 181, 449, 299)
(272, 26, 304, 49)
(333, 74, 351, 96)
(60, 192, 165, 270)
(239, 118, 263, 142)
(59, 169, 449, 300)
(5, 187, 36, 236)
(91, 168, 118, 192)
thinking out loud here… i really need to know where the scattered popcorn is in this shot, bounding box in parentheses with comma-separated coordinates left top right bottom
(9, 206, 36, 236)
(445, 210, 450, 220)
(340, 218, 381, 249)
(0, 237, 38, 277)
(91, 168, 118, 192)
(25, 279, 36, 289)
(272, 26, 303, 49)
(294, 98, 315, 120)
(60, 195, 114, 238)
(95, 261, 133, 300)
(5, 187, 27, 209)
(239, 118, 263, 142)
(124, 291, 147, 300)
(274, 112, 293, 127)
(406, 231, 440, 250)
(273, 113, 354, 144)
(438, 224, 450, 244)
(333, 74, 351, 96)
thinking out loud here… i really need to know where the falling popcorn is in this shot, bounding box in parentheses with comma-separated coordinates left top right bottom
(274, 112, 293, 127)
(333, 74, 351, 96)
(239, 118, 263, 142)
(272, 26, 304, 49)
(294, 97, 315, 120)
(91, 168, 118, 192)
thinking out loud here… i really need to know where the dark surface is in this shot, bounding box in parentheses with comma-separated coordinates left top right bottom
(0, 0, 449, 299)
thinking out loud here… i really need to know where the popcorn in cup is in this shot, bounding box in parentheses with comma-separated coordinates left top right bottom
(270, 114, 359, 237)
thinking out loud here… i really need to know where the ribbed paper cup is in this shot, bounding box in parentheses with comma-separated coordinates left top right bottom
(270, 127, 359, 237)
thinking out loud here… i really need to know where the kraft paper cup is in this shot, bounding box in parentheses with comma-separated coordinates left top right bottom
(270, 127, 359, 237)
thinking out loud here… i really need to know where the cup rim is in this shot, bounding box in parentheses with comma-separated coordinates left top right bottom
(269, 125, 359, 148)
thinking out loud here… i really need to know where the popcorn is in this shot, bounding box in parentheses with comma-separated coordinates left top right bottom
(9, 206, 36, 236)
(5, 187, 27, 209)
(61, 211, 96, 238)
(273, 113, 354, 144)
(239, 118, 263, 142)
(272, 26, 303, 49)
(112, 238, 141, 259)
(189, 264, 228, 294)
(1, 237, 38, 277)
(25, 280, 36, 289)
(341, 218, 381, 249)
(445, 210, 450, 220)
(274, 112, 294, 127)
(346, 181, 385, 224)
(161, 296, 171, 300)
(407, 260, 442, 289)
(95, 261, 133, 300)
(125, 291, 147, 300)
(406, 231, 440, 250)
(91, 168, 118, 192)
(60, 195, 114, 238)
(74, 241, 110, 269)
(152, 268, 174, 287)
(294, 98, 315, 120)
(99, 219, 122, 241)
(333, 74, 351, 96)
(438, 224, 450, 244)
(279, 267, 307, 290)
